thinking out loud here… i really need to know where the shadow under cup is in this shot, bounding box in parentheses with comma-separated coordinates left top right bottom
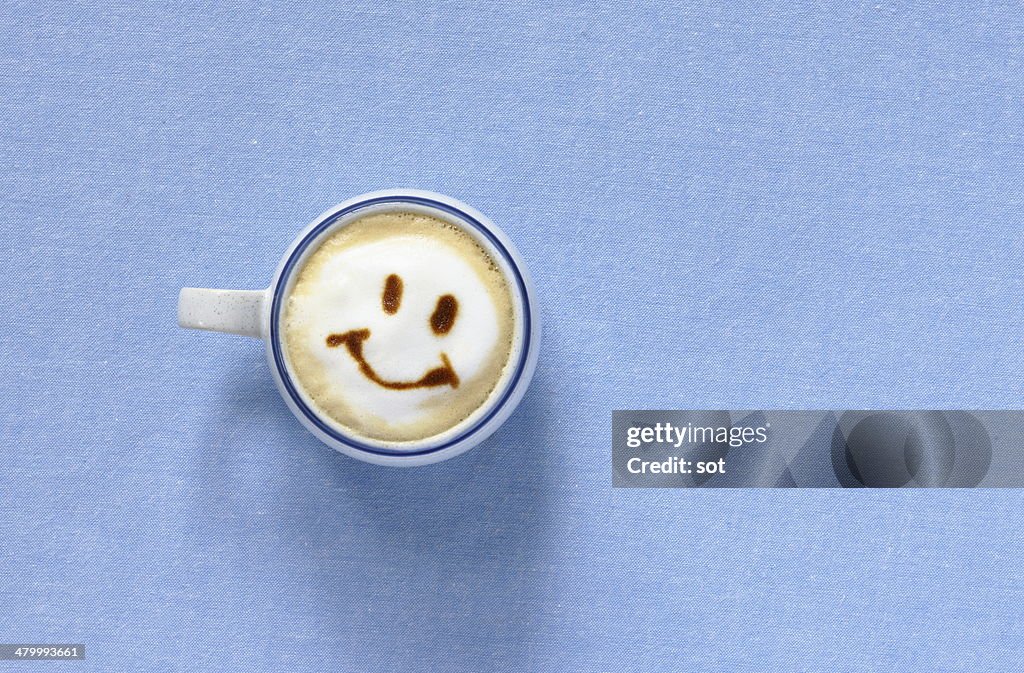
(267, 192, 538, 466)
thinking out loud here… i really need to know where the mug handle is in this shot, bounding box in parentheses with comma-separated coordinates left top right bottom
(177, 288, 268, 339)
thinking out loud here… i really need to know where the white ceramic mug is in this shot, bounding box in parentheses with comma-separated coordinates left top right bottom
(178, 189, 540, 466)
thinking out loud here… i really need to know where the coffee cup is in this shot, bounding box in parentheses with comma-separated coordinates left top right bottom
(178, 190, 539, 466)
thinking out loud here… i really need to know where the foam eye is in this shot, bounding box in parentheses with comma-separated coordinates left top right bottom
(430, 295, 458, 335)
(382, 274, 403, 314)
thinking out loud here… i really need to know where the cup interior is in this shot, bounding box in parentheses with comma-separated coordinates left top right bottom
(267, 193, 533, 459)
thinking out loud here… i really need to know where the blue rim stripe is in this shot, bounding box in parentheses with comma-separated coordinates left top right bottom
(269, 196, 532, 457)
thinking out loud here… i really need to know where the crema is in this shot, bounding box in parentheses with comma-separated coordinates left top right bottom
(282, 210, 516, 444)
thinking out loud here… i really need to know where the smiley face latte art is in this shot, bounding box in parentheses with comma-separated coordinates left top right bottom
(282, 210, 516, 443)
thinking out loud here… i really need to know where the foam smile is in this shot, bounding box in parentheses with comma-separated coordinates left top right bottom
(326, 329, 460, 391)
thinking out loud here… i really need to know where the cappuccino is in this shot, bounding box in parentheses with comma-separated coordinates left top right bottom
(282, 210, 516, 443)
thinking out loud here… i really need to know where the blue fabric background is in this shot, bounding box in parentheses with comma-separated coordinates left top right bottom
(2, 2, 1022, 670)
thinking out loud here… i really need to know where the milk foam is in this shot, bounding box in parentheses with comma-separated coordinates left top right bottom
(283, 210, 516, 443)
